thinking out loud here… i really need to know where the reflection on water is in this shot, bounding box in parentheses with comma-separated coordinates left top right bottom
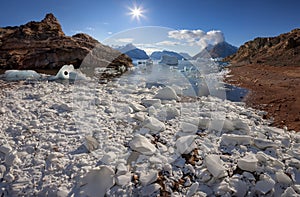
(119, 59, 248, 102)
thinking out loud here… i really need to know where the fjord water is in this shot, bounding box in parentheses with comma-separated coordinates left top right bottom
(119, 59, 247, 102)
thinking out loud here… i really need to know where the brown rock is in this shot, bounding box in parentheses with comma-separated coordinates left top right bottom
(224, 28, 300, 66)
(0, 13, 133, 74)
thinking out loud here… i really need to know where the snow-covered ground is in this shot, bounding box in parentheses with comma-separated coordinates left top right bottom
(0, 65, 300, 197)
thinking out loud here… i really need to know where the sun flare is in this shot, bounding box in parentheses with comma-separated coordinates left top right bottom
(128, 6, 145, 21)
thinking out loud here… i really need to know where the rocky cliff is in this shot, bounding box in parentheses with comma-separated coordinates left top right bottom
(0, 13, 132, 72)
(224, 28, 300, 66)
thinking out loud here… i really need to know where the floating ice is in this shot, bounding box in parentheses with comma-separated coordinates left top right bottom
(129, 134, 156, 155)
(204, 154, 227, 178)
(4, 70, 41, 81)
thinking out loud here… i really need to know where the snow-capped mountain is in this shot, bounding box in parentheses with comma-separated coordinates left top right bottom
(150, 50, 185, 60)
(115, 44, 149, 59)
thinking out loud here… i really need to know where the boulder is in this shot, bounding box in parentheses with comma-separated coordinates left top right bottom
(0, 13, 133, 75)
(154, 86, 179, 101)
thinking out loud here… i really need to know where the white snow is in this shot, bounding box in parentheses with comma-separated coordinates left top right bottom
(4, 70, 41, 81)
(0, 67, 299, 196)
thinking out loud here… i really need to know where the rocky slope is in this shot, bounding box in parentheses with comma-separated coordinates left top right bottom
(224, 28, 300, 66)
(0, 13, 132, 71)
(193, 42, 237, 59)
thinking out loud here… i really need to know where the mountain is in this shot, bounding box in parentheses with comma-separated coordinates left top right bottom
(0, 13, 132, 71)
(179, 52, 192, 60)
(116, 44, 149, 59)
(193, 42, 238, 59)
(150, 50, 185, 60)
(224, 28, 300, 66)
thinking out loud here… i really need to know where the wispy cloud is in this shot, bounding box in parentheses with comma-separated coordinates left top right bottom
(107, 32, 113, 35)
(86, 27, 95, 31)
(168, 29, 225, 48)
(115, 38, 134, 43)
(156, 40, 180, 46)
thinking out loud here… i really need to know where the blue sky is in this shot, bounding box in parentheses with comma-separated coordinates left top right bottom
(1, 0, 300, 55)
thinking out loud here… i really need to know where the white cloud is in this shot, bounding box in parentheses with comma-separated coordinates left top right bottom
(107, 32, 113, 35)
(156, 40, 180, 46)
(115, 38, 134, 43)
(168, 29, 225, 48)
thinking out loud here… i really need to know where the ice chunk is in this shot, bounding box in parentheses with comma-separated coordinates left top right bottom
(154, 86, 179, 101)
(116, 163, 128, 175)
(50, 64, 75, 80)
(253, 138, 277, 149)
(281, 187, 297, 197)
(143, 117, 165, 133)
(129, 134, 156, 155)
(129, 102, 146, 112)
(221, 134, 252, 146)
(0, 144, 12, 155)
(229, 176, 248, 197)
(175, 135, 197, 154)
(237, 153, 258, 172)
(141, 99, 161, 107)
(255, 178, 275, 194)
(181, 122, 198, 133)
(79, 166, 115, 197)
(116, 173, 131, 187)
(140, 183, 161, 196)
(4, 70, 41, 81)
(140, 170, 158, 186)
(187, 182, 199, 197)
(205, 155, 227, 178)
(84, 136, 100, 152)
(275, 171, 292, 185)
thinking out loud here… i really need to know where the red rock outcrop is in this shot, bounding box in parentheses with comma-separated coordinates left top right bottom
(0, 13, 133, 73)
(224, 28, 300, 66)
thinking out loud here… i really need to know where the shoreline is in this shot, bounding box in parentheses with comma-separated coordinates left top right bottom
(225, 63, 300, 132)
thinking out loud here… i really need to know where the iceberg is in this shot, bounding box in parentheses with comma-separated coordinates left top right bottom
(4, 70, 41, 81)
(49, 64, 76, 80)
(159, 55, 178, 65)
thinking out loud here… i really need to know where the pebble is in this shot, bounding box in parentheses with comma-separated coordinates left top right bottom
(140, 183, 161, 196)
(0, 144, 12, 154)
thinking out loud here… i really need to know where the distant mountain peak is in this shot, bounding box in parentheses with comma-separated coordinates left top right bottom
(193, 41, 238, 59)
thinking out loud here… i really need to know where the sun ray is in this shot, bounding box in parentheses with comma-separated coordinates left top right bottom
(128, 5, 145, 21)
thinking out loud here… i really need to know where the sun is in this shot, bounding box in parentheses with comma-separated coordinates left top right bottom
(128, 5, 145, 21)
